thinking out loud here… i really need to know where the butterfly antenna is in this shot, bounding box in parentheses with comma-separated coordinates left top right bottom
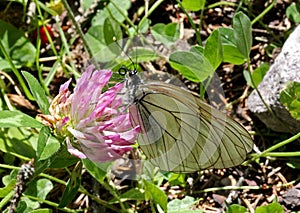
(113, 36, 138, 74)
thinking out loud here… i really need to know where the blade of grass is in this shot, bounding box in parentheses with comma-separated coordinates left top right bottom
(0, 40, 34, 100)
(251, 0, 276, 25)
(61, 0, 94, 59)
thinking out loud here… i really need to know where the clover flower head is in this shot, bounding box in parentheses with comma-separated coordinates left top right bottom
(41, 65, 140, 162)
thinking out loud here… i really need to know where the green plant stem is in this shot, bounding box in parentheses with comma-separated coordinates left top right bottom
(197, 179, 295, 194)
(0, 164, 20, 171)
(109, 0, 164, 35)
(55, 16, 78, 75)
(264, 152, 300, 157)
(0, 40, 34, 100)
(61, 0, 94, 59)
(206, 2, 237, 9)
(105, 3, 129, 31)
(25, 195, 77, 212)
(0, 191, 14, 210)
(199, 74, 213, 100)
(41, 173, 120, 212)
(34, 23, 50, 96)
(251, 0, 276, 25)
(175, 0, 202, 45)
(35, 1, 59, 57)
(150, 200, 156, 213)
(1, 88, 14, 110)
(198, 5, 204, 36)
(35, 0, 70, 79)
(78, 186, 121, 212)
(256, 132, 300, 158)
(246, 58, 275, 117)
(101, 181, 127, 211)
(139, 0, 165, 30)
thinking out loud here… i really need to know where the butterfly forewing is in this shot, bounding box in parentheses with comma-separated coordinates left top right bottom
(129, 81, 253, 173)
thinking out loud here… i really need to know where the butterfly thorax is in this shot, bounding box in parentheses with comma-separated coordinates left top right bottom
(123, 71, 144, 105)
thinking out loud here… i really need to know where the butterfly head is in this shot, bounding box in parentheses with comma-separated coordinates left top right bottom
(118, 66, 143, 105)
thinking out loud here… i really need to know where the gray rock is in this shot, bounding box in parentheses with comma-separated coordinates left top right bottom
(247, 25, 300, 133)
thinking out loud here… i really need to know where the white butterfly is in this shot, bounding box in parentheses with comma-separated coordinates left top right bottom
(121, 69, 253, 173)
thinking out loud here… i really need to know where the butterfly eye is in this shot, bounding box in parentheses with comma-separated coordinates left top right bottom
(118, 66, 128, 76)
(129, 69, 137, 77)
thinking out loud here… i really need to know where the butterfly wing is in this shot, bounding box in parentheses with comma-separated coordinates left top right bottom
(129, 81, 253, 172)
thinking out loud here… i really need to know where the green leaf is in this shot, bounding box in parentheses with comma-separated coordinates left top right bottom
(0, 58, 11, 70)
(144, 180, 168, 212)
(36, 179, 53, 200)
(252, 63, 269, 86)
(243, 70, 252, 87)
(204, 29, 223, 70)
(168, 173, 186, 187)
(152, 23, 180, 48)
(34, 144, 78, 176)
(22, 71, 49, 114)
(168, 196, 201, 213)
(243, 63, 269, 88)
(181, 0, 205, 11)
(128, 47, 159, 63)
(24, 178, 53, 200)
(280, 81, 300, 120)
(169, 50, 214, 82)
(82, 158, 111, 184)
(20, 197, 40, 211)
(222, 45, 245, 64)
(226, 204, 248, 213)
(287, 161, 300, 169)
(103, 18, 122, 53)
(37, 126, 49, 160)
(137, 18, 151, 34)
(141, 161, 166, 186)
(233, 12, 252, 59)
(286, 3, 300, 23)
(85, 20, 122, 63)
(0, 110, 43, 128)
(255, 202, 284, 213)
(48, 145, 78, 168)
(37, 127, 60, 161)
(92, 0, 131, 26)
(0, 127, 37, 158)
(0, 179, 15, 198)
(0, 173, 16, 209)
(190, 45, 204, 54)
(219, 27, 245, 64)
(82, 0, 97, 11)
(0, 20, 36, 68)
(59, 162, 82, 208)
(109, 188, 145, 203)
(0, 190, 14, 210)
